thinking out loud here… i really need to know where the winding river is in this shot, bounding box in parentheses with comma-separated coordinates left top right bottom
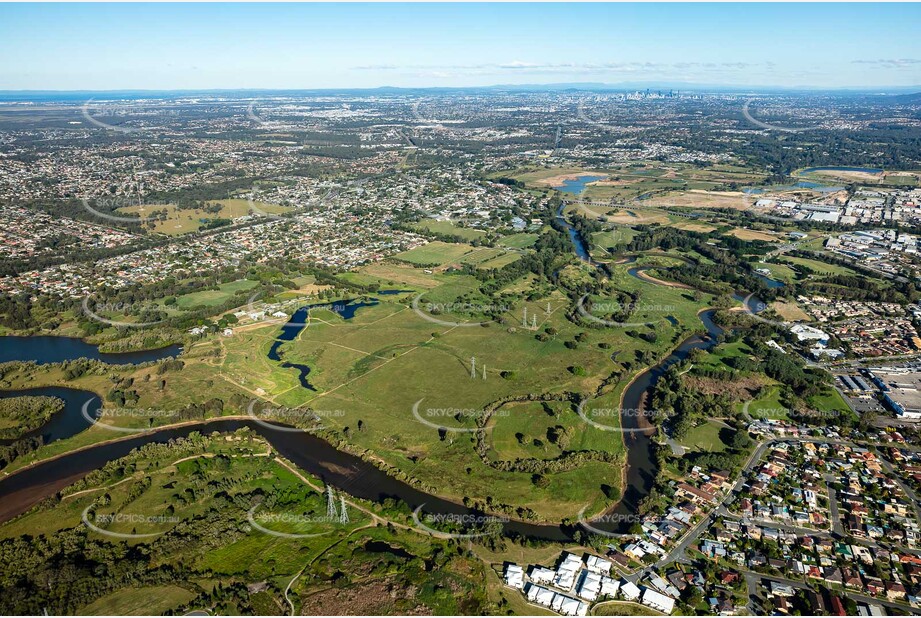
(0, 230, 740, 540)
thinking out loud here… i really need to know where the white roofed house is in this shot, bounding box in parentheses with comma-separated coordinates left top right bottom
(576, 570, 602, 601)
(554, 552, 584, 591)
(642, 588, 676, 614)
(599, 576, 620, 598)
(585, 554, 613, 575)
(529, 566, 555, 585)
(620, 580, 642, 601)
(558, 595, 589, 616)
(504, 564, 524, 589)
(527, 584, 556, 607)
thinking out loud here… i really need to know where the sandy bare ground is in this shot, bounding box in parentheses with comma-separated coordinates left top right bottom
(645, 190, 751, 210)
(534, 172, 608, 187)
(297, 283, 333, 295)
(726, 228, 781, 242)
(633, 269, 694, 289)
(605, 210, 669, 225)
(673, 222, 717, 233)
(807, 169, 882, 183)
(770, 300, 810, 321)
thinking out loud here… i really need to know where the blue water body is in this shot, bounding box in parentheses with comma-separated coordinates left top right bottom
(0, 387, 101, 447)
(555, 174, 607, 195)
(0, 336, 181, 365)
(748, 181, 844, 194)
(268, 297, 382, 391)
(755, 274, 785, 289)
(555, 204, 592, 262)
(801, 166, 883, 175)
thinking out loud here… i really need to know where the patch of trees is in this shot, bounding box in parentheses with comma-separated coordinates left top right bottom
(0, 396, 64, 440)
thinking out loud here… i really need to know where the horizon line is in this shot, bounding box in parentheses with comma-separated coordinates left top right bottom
(0, 82, 919, 96)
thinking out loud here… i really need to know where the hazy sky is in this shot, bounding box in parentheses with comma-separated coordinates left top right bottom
(2, 3, 920, 91)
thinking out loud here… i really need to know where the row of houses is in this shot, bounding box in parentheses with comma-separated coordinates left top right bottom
(504, 551, 675, 615)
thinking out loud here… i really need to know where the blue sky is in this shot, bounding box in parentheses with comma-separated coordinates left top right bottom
(1, 3, 920, 91)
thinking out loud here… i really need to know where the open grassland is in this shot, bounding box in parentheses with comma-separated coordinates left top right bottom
(80, 586, 198, 616)
(498, 233, 539, 249)
(752, 261, 798, 282)
(505, 163, 764, 204)
(568, 202, 671, 226)
(1, 243, 714, 521)
(881, 170, 921, 187)
(211, 264, 714, 520)
(174, 278, 260, 309)
(670, 220, 718, 233)
(677, 420, 729, 453)
(725, 228, 781, 242)
(769, 300, 810, 321)
(777, 255, 859, 276)
(391, 241, 476, 267)
(738, 385, 788, 420)
(503, 166, 603, 187)
(458, 247, 508, 266)
(475, 252, 522, 270)
(344, 262, 441, 289)
(807, 388, 851, 417)
(645, 189, 749, 210)
(118, 199, 289, 235)
(411, 219, 486, 241)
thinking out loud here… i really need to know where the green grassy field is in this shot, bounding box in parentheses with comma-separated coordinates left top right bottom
(498, 233, 539, 249)
(392, 241, 476, 266)
(808, 387, 852, 417)
(174, 279, 260, 309)
(475, 252, 522, 270)
(215, 254, 712, 520)
(412, 219, 486, 241)
(79, 586, 197, 616)
(738, 385, 788, 420)
(678, 420, 729, 453)
(505, 163, 766, 204)
(118, 199, 289, 235)
(778, 255, 858, 277)
(752, 261, 798, 282)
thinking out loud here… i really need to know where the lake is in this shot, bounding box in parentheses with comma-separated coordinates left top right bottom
(554, 174, 607, 195)
(801, 166, 883, 175)
(0, 336, 182, 365)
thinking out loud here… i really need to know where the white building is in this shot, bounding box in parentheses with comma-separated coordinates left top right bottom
(529, 566, 555, 585)
(504, 564, 524, 589)
(554, 553, 583, 591)
(620, 580, 641, 601)
(585, 554, 613, 575)
(641, 588, 676, 614)
(576, 570, 602, 601)
(526, 583, 556, 607)
(790, 324, 829, 342)
(600, 577, 620, 598)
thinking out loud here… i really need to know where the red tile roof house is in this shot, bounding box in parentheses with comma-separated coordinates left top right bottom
(675, 483, 716, 504)
(842, 569, 863, 589)
(829, 595, 847, 616)
(863, 576, 885, 596)
(886, 581, 907, 600)
(720, 571, 740, 586)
